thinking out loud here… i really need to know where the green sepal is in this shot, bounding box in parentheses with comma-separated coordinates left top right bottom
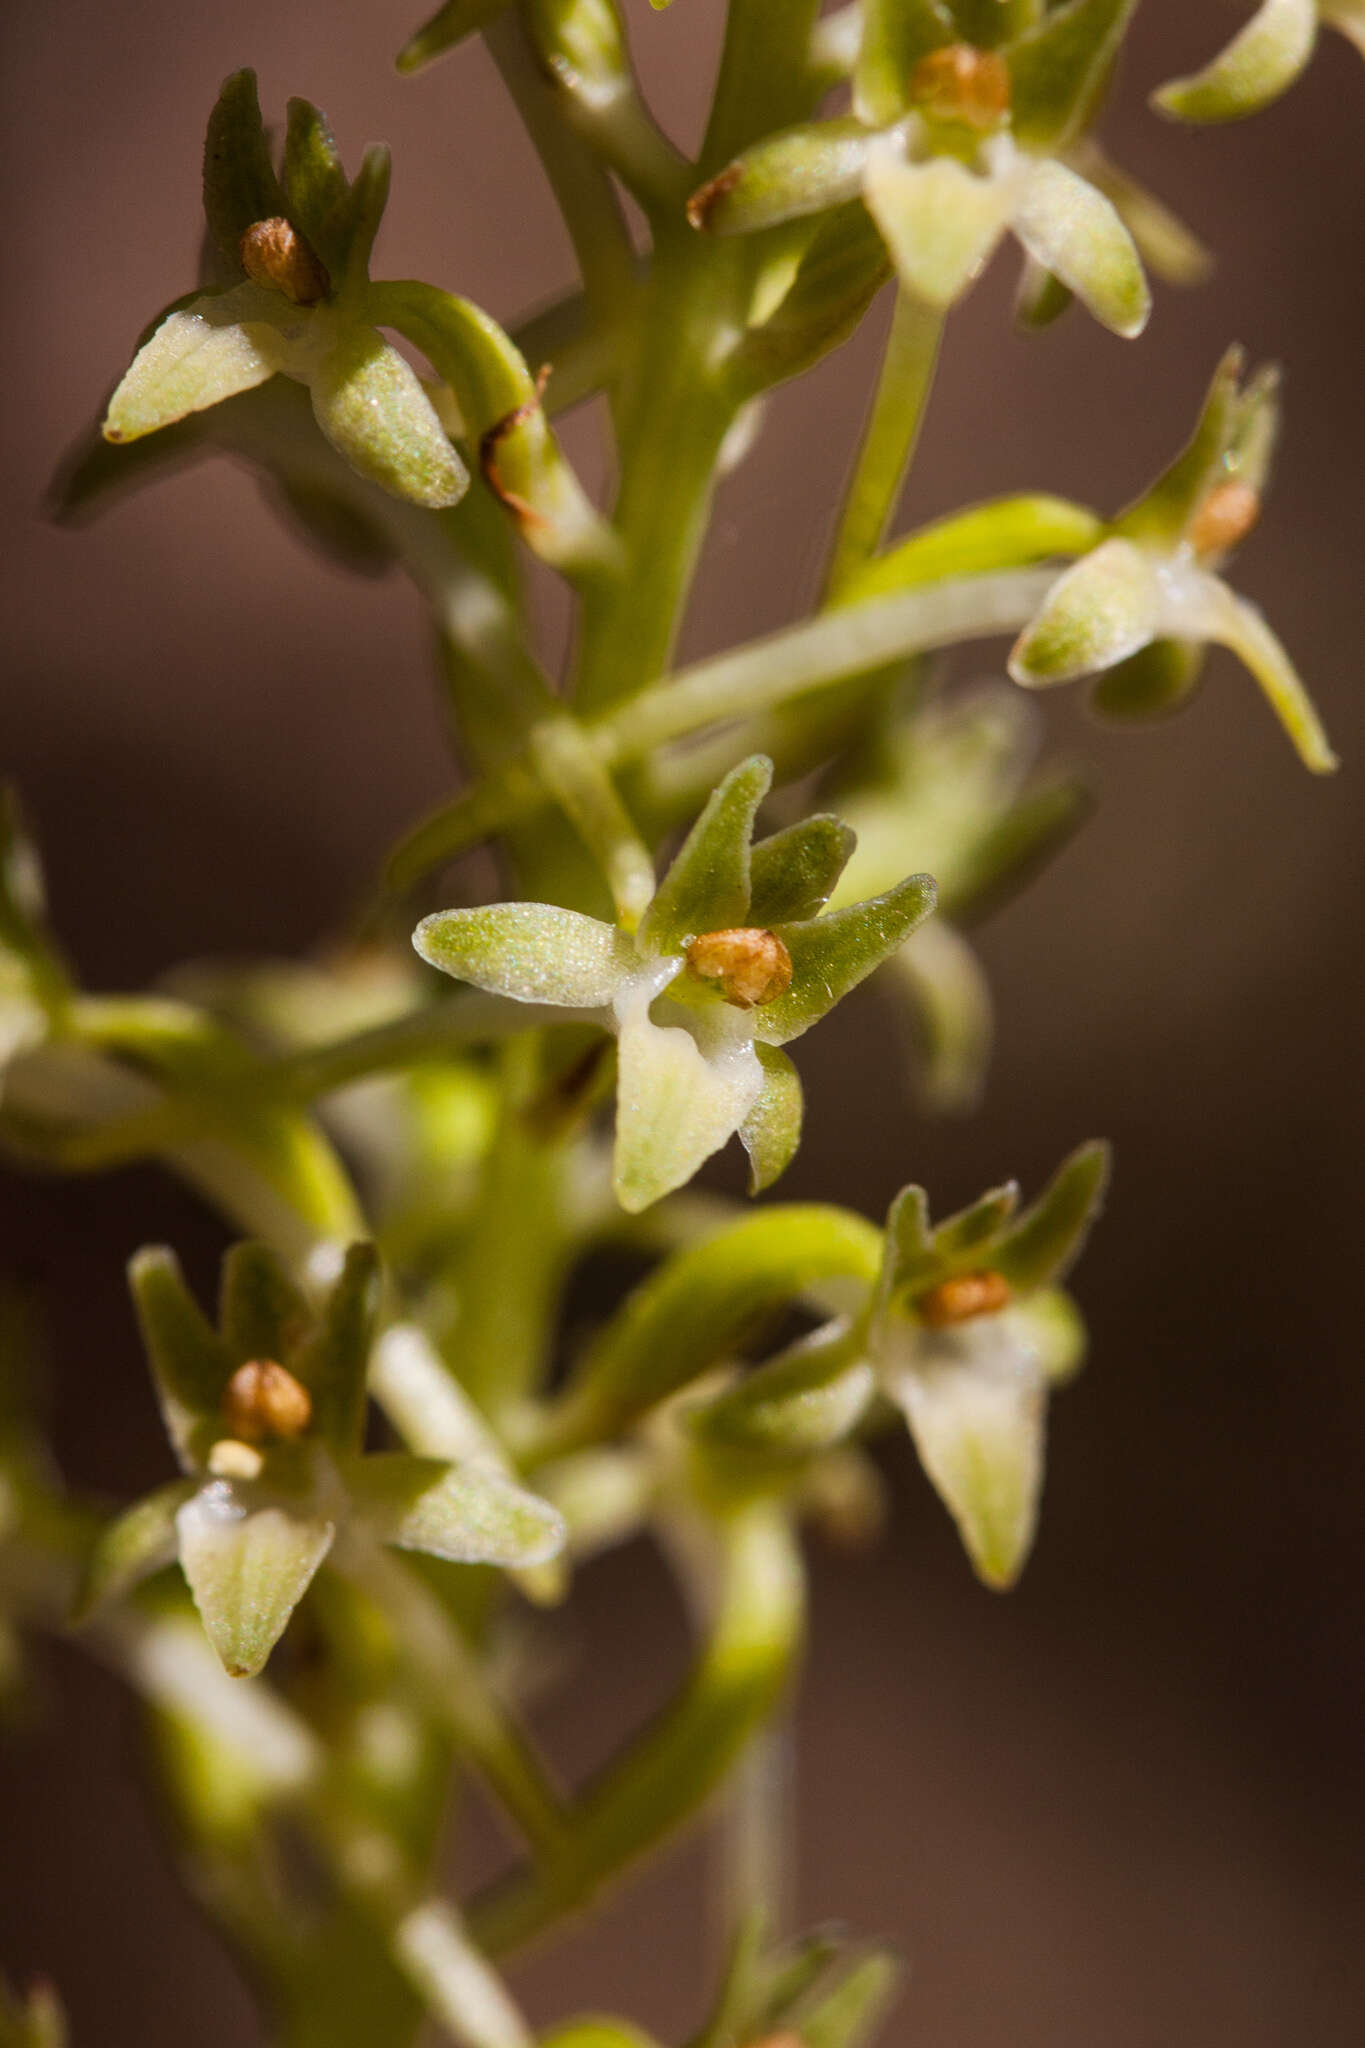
(855, 0, 955, 124)
(749, 815, 856, 928)
(1089, 638, 1205, 721)
(639, 755, 771, 956)
(733, 203, 892, 394)
(797, 1947, 902, 2048)
(291, 1243, 379, 1453)
(176, 1479, 335, 1677)
(931, 1181, 1019, 1265)
(218, 1241, 310, 1368)
(1152, 0, 1317, 123)
(397, 0, 514, 73)
(839, 494, 1103, 606)
(1008, 537, 1162, 685)
(344, 1451, 565, 1566)
(1008, 0, 1138, 153)
(77, 1478, 197, 1616)
(1011, 161, 1150, 339)
(414, 902, 633, 1006)
(991, 1138, 1109, 1288)
(281, 99, 352, 282)
(102, 286, 304, 446)
(309, 325, 469, 508)
(739, 1042, 804, 1194)
(1116, 345, 1247, 546)
(757, 872, 937, 1046)
(690, 1320, 873, 1457)
(689, 119, 875, 238)
(202, 70, 289, 274)
(341, 146, 393, 289)
(128, 1247, 235, 1470)
(1228, 361, 1281, 498)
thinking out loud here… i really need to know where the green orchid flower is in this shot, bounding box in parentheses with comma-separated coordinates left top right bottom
(1154, 0, 1365, 124)
(414, 757, 936, 1212)
(870, 1141, 1108, 1588)
(1009, 347, 1338, 773)
(80, 1241, 564, 1676)
(689, 0, 1151, 337)
(100, 71, 608, 563)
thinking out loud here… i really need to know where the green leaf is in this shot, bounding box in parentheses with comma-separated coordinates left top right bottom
(991, 1139, 1109, 1289)
(612, 1002, 763, 1213)
(78, 1480, 196, 1616)
(201, 70, 288, 273)
(688, 120, 876, 238)
(413, 902, 633, 1006)
(218, 1241, 309, 1368)
(1153, 0, 1317, 123)
(397, 0, 514, 72)
(292, 1243, 379, 1453)
(639, 756, 771, 956)
(102, 286, 304, 445)
(1090, 637, 1204, 721)
(888, 1318, 1047, 1589)
(1116, 346, 1247, 545)
(309, 326, 468, 508)
(176, 1481, 335, 1676)
(863, 150, 1010, 310)
(691, 1320, 873, 1456)
(1008, 0, 1139, 153)
(129, 1248, 234, 1469)
(757, 872, 937, 1045)
(739, 1041, 804, 1194)
(855, 0, 955, 124)
(281, 98, 351, 280)
(1008, 538, 1162, 685)
(346, 1451, 565, 1567)
(748, 815, 856, 925)
(1011, 161, 1150, 338)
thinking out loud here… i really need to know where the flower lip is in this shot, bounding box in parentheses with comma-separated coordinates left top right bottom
(684, 927, 794, 1009)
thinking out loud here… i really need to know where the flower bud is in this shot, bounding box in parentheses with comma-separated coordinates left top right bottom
(916, 1270, 1011, 1327)
(685, 927, 794, 1009)
(221, 1359, 313, 1442)
(239, 217, 330, 305)
(910, 44, 1012, 130)
(1187, 477, 1260, 558)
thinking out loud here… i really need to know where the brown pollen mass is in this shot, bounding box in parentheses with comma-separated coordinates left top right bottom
(910, 43, 1013, 130)
(1188, 477, 1261, 558)
(916, 1270, 1012, 1327)
(239, 217, 330, 306)
(221, 1359, 313, 1443)
(685, 927, 793, 1009)
(686, 163, 743, 233)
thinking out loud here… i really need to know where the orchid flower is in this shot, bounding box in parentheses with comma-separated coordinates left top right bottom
(414, 757, 936, 1213)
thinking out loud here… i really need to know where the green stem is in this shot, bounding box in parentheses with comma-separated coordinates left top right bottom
(469, 1503, 805, 1958)
(823, 291, 943, 601)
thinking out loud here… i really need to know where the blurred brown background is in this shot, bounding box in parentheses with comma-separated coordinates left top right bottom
(2, 2, 1363, 2042)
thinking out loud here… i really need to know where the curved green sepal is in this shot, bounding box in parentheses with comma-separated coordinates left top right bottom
(78, 1479, 196, 1617)
(291, 1243, 379, 1454)
(840, 494, 1103, 606)
(397, 0, 514, 73)
(799, 1948, 903, 2048)
(689, 119, 874, 238)
(1116, 344, 1247, 545)
(855, 0, 955, 124)
(733, 203, 891, 395)
(1011, 161, 1150, 338)
(991, 1138, 1109, 1288)
(1008, 538, 1162, 685)
(128, 1248, 235, 1469)
(1008, 0, 1139, 153)
(219, 1241, 310, 1369)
